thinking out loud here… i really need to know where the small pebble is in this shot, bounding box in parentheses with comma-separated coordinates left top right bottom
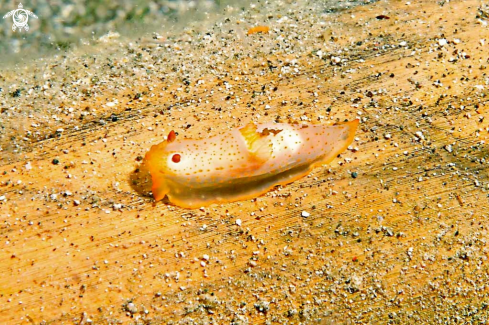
(415, 131, 425, 141)
(126, 302, 137, 314)
(301, 211, 310, 218)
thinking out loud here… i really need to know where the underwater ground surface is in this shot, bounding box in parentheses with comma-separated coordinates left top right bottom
(1, 0, 489, 323)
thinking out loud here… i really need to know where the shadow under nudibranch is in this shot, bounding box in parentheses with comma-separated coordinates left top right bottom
(129, 162, 154, 199)
(127, 162, 176, 207)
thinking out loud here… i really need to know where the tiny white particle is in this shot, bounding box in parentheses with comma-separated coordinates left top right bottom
(415, 131, 425, 141)
(301, 211, 310, 218)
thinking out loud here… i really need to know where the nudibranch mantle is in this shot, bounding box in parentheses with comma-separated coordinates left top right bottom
(143, 120, 359, 208)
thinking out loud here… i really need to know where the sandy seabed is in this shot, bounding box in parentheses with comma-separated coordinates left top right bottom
(1, 0, 489, 323)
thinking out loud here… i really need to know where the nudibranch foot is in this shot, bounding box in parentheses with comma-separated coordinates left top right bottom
(164, 164, 312, 209)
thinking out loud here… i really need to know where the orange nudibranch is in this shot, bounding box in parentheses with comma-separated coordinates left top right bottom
(143, 120, 359, 209)
(247, 26, 269, 35)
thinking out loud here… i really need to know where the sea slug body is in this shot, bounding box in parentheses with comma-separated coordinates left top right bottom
(247, 26, 270, 35)
(143, 120, 359, 209)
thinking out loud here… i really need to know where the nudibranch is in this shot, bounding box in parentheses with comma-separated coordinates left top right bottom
(143, 120, 359, 209)
(247, 26, 269, 35)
